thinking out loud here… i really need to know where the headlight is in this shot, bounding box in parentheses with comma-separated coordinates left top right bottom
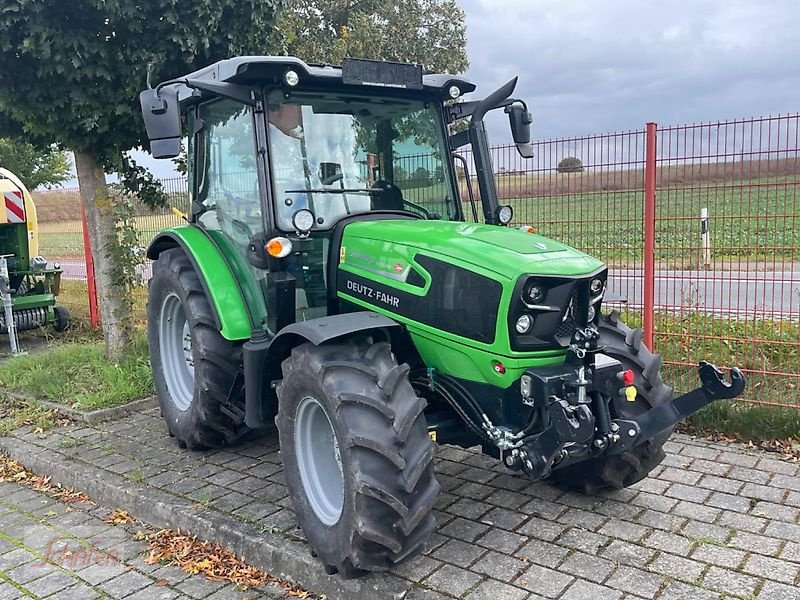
(284, 70, 300, 86)
(497, 205, 514, 225)
(515, 314, 532, 333)
(523, 280, 545, 304)
(590, 278, 604, 294)
(292, 208, 315, 233)
(448, 85, 461, 99)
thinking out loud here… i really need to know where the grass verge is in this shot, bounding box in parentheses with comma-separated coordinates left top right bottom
(0, 334, 153, 411)
(0, 396, 62, 436)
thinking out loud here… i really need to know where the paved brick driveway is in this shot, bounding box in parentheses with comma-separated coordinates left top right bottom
(0, 480, 288, 599)
(2, 408, 800, 600)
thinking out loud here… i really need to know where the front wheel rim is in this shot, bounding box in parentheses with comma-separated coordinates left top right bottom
(295, 396, 345, 526)
(159, 292, 195, 411)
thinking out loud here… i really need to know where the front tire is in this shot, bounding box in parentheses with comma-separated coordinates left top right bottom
(148, 248, 248, 450)
(276, 340, 440, 578)
(548, 311, 673, 493)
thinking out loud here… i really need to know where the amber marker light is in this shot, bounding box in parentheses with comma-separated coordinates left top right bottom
(266, 237, 293, 258)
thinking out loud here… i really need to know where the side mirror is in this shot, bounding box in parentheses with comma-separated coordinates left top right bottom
(139, 88, 182, 159)
(506, 104, 534, 159)
(319, 162, 343, 185)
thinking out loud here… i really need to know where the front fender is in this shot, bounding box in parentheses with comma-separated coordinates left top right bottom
(148, 226, 253, 341)
(244, 312, 401, 428)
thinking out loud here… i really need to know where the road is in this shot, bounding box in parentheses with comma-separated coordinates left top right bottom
(57, 259, 800, 318)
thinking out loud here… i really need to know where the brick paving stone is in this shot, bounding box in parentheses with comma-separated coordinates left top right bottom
(445, 498, 493, 520)
(431, 538, 486, 568)
(556, 508, 606, 531)
(424, 564, 483, 597)
(475, 528, 526, 554)
(648, 553, 705, 582)
(780, 541, 800, 563)
(690, 543, 747, 569)
(718, 450, 759, 467)
(660, 467, 703, 486)
(743, 554, 800, 584)
(515, 516, 568, 542)
(702, 566, 761, 597)
(729, 531, 783, 556)
(601, 540, 657, 567)
(706, 490, 753, 513)
(718, 509, 768, 534)
(636, 510, 686, 533)
(481, 506, 527, 531)
(666, 483, 711, 503)
(690, 459, 730, 477)
(515, 539, 570, 568)
(463, 579, 528, 600)
(757, 581, 800, 600)
(658, 581, 722, 600)
(560, 579, 623, 600)
(630, 492, 679, 513)
(765, 520, 800, 540)
(439, 517, 490, 543)
(598, 519, 648, 542)
(604, 565, 663, 599)
(21, 570, 75, 597)
(741, 482, 787, 503)
(751, 501, 800, 522)
(771, 474, 800, 492)
(681, 520, 732, 544)
(517, 564, 574, 598)
(471, 550, 527, 580)
(671, 500, 720, 523)
(729, 465, 771, 484)
(557, 551, 615, 584)
(557, 528, 609, 554)
(390, 555, 442, 582)
(518, 499, 567, 520)
(98, 569, 154, 598)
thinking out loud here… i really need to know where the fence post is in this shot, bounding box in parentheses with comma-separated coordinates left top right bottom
(79, 194, 100, 328)
(643, 122, 657, 350)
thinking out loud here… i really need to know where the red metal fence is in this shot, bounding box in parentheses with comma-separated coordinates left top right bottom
(34, 114, 800, 409)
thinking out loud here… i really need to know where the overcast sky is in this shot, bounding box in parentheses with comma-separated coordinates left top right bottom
(459, 0, 799, 145)
(124, 0, 798, 181)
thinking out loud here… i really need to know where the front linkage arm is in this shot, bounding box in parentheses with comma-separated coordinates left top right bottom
(608, 361, 746, 455)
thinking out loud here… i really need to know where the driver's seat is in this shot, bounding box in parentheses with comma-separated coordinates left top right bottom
(371, 181, 405, 211)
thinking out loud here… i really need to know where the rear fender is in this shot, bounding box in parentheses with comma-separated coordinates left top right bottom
(147, 226, 253, 341)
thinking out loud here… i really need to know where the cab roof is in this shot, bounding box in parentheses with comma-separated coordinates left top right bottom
(169, 56, 476, 102)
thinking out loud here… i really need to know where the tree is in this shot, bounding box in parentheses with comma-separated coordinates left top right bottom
(0, 0, 283, 359)
(0, 138, 71, 190)
(557, 156, 584, 174)
(275, 0, 468, 74)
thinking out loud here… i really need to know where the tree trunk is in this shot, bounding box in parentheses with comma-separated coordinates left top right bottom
(74, 151, 131, 360)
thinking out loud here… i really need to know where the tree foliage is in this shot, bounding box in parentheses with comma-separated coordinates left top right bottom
(0, 138, 71, 189)
(275, 0, 468, 74)
(0, 0, 285, 204)
(557, 156, 584, 174)
(0, 0, 284, 358)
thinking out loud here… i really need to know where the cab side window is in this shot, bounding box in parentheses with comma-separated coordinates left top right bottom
(194, 100, 261, 257)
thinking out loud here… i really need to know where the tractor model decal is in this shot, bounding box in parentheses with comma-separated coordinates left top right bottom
(4, 190, 25, 223)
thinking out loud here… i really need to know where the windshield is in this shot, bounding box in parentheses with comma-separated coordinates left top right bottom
(266, 90, 458, 231)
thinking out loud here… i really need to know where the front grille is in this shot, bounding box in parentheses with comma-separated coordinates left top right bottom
(554, 292, 579, 339)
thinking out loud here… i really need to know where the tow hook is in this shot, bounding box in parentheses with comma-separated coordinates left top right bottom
(608, 361, 746, 454)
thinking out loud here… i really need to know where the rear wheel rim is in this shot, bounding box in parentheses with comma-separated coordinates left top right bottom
(295, 396, 344, 526)
(159, 292, 194, 411)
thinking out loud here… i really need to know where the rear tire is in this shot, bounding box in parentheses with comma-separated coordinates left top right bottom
(276, 340, 439, 578)
(148, 248, 248, 450)
(548, 311, 673, 493)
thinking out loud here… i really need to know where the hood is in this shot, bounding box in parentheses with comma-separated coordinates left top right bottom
(342, 219, 604, 279)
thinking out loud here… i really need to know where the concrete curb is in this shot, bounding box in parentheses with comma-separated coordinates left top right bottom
(0, 435, 413, 600)
(6, 391, 158, 424)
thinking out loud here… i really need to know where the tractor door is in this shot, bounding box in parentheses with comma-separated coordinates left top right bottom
(190, 99, 269, 328)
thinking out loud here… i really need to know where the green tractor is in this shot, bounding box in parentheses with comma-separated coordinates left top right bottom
(140, 57, 745, 577)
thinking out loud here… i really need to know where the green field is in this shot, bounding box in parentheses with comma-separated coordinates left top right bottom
(504, 175, 799, 266)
